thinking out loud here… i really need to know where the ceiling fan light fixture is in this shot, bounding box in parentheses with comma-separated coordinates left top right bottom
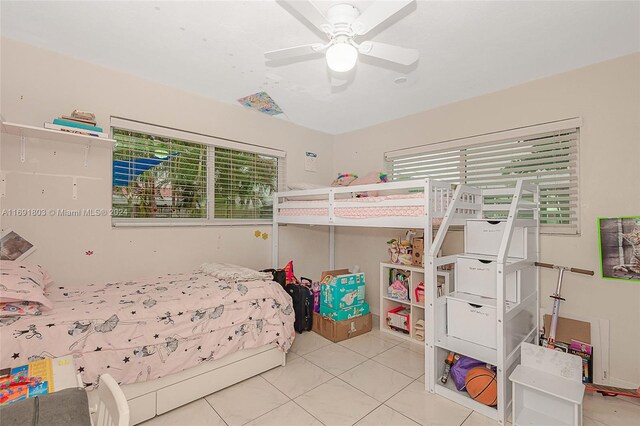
(326, 42, 358, 73)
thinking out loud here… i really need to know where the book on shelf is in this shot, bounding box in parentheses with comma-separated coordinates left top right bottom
(44, 122, 109, 138)
(52, 118, 103, 132)
(0, 359, 54, 405)
(60, 115, 97, 126)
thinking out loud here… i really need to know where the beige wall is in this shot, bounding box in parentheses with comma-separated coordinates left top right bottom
(332, 53, 640, 386)
(0, 38, 334, 284)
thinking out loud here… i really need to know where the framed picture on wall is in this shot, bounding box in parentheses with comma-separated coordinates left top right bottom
(598, 216, 640, 282)
(0, 230, 36, 261)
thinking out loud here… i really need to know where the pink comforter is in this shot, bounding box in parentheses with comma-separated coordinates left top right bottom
(0, 271, 295, 389)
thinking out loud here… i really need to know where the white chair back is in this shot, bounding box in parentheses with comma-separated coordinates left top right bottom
(93, 374, 130, 426)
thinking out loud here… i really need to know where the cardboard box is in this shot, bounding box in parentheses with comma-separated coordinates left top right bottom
(321, 269, 350, 280)
(327, 272, 365, 287)
(321, 280, 366, 309)
(312, 312, 372, 343)
(412, 237, 424, 266)
(543, 315, 591, 345)
(320, 302, 369, 321)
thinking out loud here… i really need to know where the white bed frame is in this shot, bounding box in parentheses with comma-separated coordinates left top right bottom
(88, 344, 284, 425)
(272, 178, 466, 269)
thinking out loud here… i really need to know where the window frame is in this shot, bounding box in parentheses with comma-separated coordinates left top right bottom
(110, 117, 285, 227)
(384, 118, 582, 235)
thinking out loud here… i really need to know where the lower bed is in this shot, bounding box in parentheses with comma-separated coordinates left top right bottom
(1, 270, 295, 423)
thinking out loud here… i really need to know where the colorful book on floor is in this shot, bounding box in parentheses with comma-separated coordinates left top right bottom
(0, 359, 54, 405)
(52, 118, 103, 132)
(44, 122, 109, 138)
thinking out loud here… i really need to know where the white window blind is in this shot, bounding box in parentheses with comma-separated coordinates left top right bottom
(385, 119, 581, 234)
(111, 118, 285, 225)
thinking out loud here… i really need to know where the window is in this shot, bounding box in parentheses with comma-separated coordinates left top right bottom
(111, 118, 285, 225)
(385, 119, 581, 234)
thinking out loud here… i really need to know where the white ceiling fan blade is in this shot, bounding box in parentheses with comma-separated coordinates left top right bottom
(351, 0, 414, 36)
(279, 0, 333, 34)
(358, 41, 418, 66)
(265, 44, 326, 61)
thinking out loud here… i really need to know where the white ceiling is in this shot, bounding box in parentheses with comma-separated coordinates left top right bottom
(2, 1, 639, 135)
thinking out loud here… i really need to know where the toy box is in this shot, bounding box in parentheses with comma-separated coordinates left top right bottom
(386, 306, 411, 334)
(320, 302, 369, 321)
(312, 312, 372, 343)
(320, 272, 366, 310)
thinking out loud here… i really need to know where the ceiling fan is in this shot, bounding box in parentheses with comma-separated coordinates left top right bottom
(265, 0, 419, 73)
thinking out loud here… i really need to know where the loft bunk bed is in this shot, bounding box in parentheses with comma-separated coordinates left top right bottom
(426, 179, 540, 425)
(271, 178, 476, 269)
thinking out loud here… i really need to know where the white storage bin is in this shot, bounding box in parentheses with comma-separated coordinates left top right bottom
(465, 219, 526, 258)
(456, 255, 519, 302)
(446, 292, 498, 349)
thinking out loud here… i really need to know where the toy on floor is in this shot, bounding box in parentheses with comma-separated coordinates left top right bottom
(535, 261, 594, 349)
(440, 352, 460, 384)
(450, 355, 490, 391)
(465, 367, 497, 406)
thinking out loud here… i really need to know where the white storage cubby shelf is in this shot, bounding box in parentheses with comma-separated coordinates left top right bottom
(379, 262, 452, 343)
(426, 180, 540, 425)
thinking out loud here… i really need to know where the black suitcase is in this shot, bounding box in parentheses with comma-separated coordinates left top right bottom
(285, 283, 313, 333)
(261, 268, 287, 289)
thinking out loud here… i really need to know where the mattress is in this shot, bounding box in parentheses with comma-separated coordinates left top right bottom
(0, 271, 295, 389)
(279, 192, 442, 222)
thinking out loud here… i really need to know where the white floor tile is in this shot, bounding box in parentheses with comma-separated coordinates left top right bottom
(338, 333, 398, 358)
(262, 356, 333, 398)
(139, 399, 225, 426)
(304, 343, 368, 375)
(295, 378, 380, 426)
(286, 350, 300, 362)
(369, 328, 407, 344)
(386, 381, 472, 425)
(398, 340, 426, 355)
(340, 359, 414, 402)
(583, 391, 640, 426)
(372, 345, 425, 379)
(245, 401, 323, 426)
(417, 374, 425, 384)
(205, 376, 289, 425)
(290, 331, 333, 355)
(461, 411, 503, 426)
(355, 404, 420, 426)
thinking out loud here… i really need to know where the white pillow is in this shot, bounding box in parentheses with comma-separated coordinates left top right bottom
(199, 263, 272, 282)
(287, 182, 327, 190)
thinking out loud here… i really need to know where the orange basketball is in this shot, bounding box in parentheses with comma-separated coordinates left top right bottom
(465, 367, 497, 406)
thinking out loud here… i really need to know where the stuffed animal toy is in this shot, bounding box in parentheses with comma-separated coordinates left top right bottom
(331, 173, 358, 187)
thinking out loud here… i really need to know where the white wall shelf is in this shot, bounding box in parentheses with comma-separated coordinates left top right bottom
(1, 121, 115, 167)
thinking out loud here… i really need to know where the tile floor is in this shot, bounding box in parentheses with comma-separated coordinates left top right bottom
(141, 323, 640, 426)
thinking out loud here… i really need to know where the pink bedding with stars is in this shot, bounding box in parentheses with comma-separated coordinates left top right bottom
(0, 271, 295, 389)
